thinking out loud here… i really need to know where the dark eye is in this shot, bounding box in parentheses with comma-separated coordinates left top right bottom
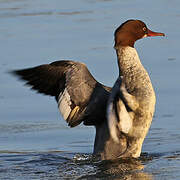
(143, 27, 147, 32)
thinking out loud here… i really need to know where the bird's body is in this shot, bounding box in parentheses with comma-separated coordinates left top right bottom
(12, 20, 164, 160)
(105, 46, 156, 159)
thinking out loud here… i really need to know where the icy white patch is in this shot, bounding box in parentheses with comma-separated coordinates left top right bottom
(58, 88, 72, 120)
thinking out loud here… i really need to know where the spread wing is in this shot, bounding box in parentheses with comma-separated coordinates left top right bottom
(12, 60, 111, 127)
(107, 77, 133, 143)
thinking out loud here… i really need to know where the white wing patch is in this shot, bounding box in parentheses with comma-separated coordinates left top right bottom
(58, 88, 72, 120)
(107, 99, 132, 143)
(117, 100, 132, 134)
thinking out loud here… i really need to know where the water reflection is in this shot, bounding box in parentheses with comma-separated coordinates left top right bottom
(67, 154, 153, 179)
(72, 157, 152, 179)
(79, 172, 152, 180)
(2, 144, 180, 179)
(0, 151, 153, 179)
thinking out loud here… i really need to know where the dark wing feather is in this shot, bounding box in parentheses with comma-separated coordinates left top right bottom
(12, 60, 111, 127)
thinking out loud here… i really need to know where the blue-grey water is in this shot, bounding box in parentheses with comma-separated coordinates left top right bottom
(1, 0, 180, 179)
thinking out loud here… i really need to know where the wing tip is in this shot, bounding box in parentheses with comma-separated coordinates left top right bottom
(8, 69, 19, 76)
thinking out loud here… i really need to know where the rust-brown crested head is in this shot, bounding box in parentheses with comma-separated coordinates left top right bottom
(114, 19, 165, 48)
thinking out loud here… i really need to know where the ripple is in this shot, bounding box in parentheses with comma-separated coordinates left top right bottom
(0, 10, 93, 19)
(0, 151, 153, 179)
(57, 10, 93, 16)
(0, 122, 64, 134)
(1, 150, 177, 179)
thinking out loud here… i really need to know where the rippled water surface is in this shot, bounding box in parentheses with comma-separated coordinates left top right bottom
(1, 0, 180, 179)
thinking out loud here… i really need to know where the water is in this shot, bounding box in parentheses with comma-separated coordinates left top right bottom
(1, 0, 180, 179)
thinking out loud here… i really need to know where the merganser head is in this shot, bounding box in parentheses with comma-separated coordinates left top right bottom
(114, 19, 165, 48)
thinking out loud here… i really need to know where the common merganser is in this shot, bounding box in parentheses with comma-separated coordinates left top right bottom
(12, 19, 164, 160)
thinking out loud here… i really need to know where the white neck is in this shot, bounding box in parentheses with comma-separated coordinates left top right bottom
(115, 46, 154, 99)
(116, 46, 143, 76)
